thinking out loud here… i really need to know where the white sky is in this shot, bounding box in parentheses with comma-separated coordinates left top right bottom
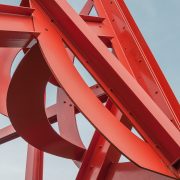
(0, 0, 180, 179)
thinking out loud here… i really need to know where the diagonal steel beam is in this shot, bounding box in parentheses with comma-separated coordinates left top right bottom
(106, 162, 174, 180)
(25, 144, 43, 180)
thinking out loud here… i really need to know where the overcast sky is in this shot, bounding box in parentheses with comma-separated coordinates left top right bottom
(0, 0, 179, 179)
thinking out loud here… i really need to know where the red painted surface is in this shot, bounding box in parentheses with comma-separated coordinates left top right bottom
(0, 0, 179, 179)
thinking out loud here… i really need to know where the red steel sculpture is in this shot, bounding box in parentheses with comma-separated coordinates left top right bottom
(0, 0, 179, 179)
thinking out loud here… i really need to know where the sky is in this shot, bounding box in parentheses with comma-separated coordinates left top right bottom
(0, 0, 179, 179)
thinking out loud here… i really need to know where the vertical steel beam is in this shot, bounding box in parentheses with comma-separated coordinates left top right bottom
(25, 144, 43, 180)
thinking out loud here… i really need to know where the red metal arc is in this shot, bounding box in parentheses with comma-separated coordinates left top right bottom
(0, 0, 179, 179)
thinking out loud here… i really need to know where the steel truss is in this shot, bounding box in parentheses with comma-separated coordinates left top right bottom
(0, 0, 179, 179)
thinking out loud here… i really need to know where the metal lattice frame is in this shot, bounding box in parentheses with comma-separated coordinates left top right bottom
(0, 0, 179, 179)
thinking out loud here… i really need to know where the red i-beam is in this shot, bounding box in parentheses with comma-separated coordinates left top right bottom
(0, 0, 179, 179)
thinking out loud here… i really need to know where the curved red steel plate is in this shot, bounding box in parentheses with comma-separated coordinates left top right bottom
(7, 44, 85, 160)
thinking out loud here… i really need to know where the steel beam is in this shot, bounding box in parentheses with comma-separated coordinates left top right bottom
(25, 144, 43, 180)
(0, 4, 34, 16)
(76, 100, 132, 179)
(0, 4, 38, 47)
(106, 162, 174, 180)
(95, 0, 180, 130)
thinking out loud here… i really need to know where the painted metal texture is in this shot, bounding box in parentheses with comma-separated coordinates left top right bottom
(0, 0, 179, 179)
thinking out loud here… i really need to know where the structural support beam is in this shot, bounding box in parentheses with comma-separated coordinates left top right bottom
(0, 31, 39, 47)
(106, 162, 174, 180)
(25, 144, 43, 180)
(95, 0, 180, 129)
(0, 4, 38, 47)
(0, 125, 18, 144)
(0, 4, 34, 16)
(80, 0, 93, 15)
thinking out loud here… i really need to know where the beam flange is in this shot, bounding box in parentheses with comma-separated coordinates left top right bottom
(0, 4, 34, 16)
